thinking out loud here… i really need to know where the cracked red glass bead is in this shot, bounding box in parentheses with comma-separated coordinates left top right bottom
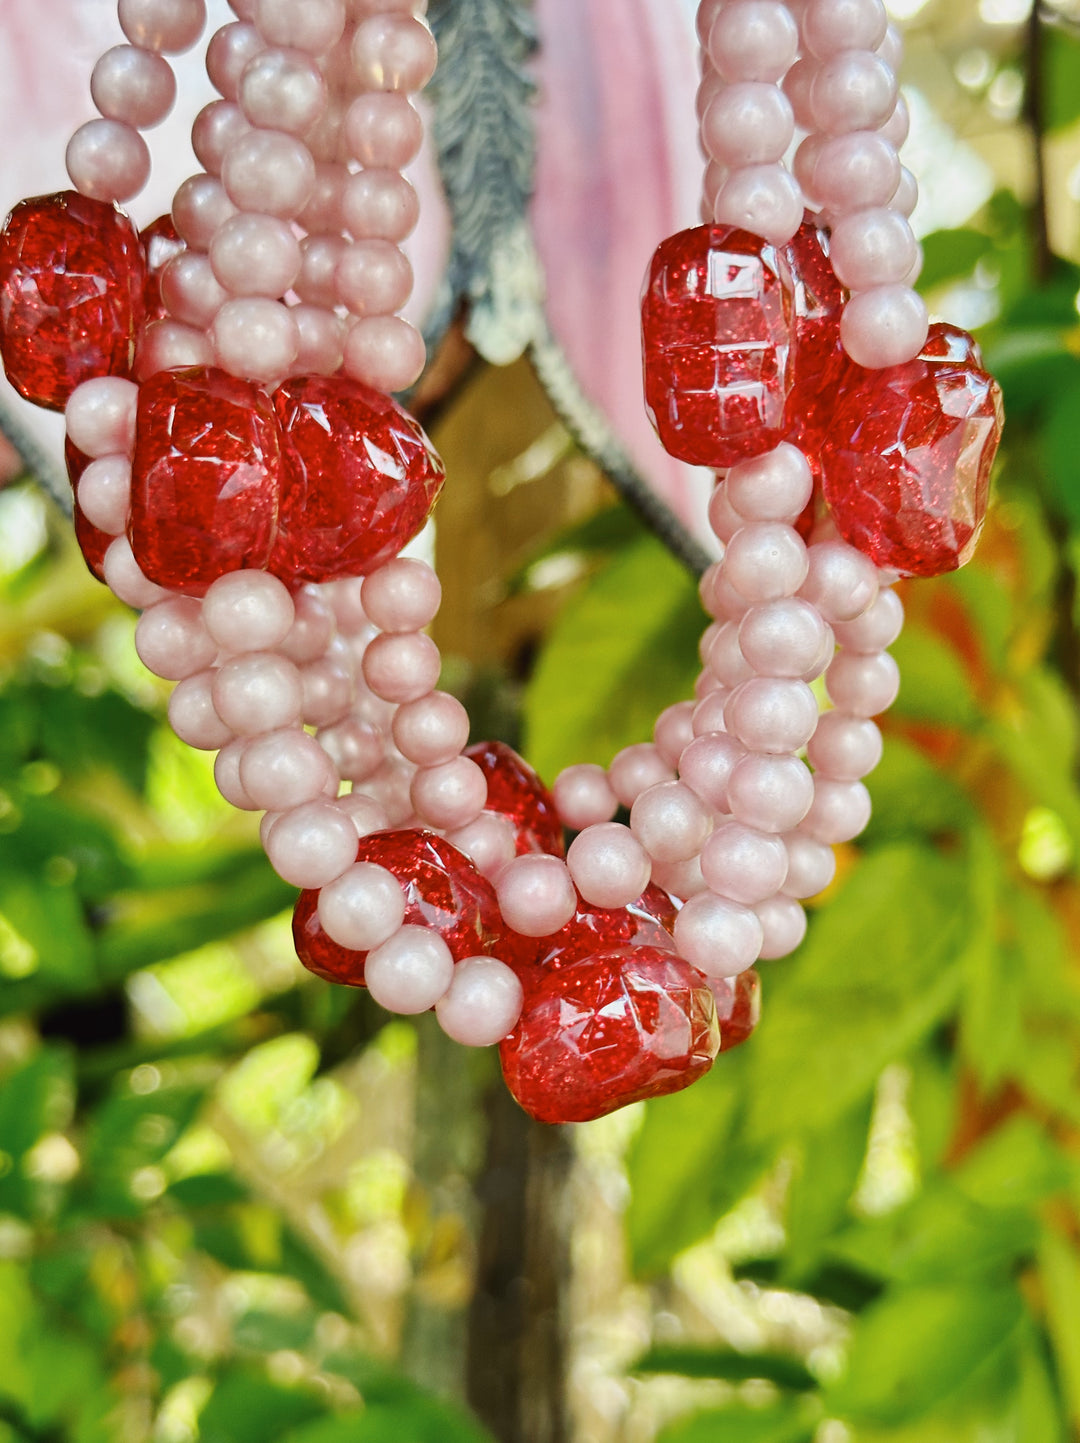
(66, 439, 110, 581)
(293, 886, 366, 986)
(820, 322, 1004, 577)
(642, 223, 793, 467)
(520, 884, 679, 974)
(499, 945, 720, 1125)
(709, 968, 762, 1053)
(269, 375, 445, 586)
(140, 213, 184, 323)
(128, 366, 282, 596)
(465, 740, 565, 858)
(783, 218, 846, 478)
(0, 191, 146, 411)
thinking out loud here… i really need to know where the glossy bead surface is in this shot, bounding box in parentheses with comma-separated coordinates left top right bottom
(524, 883, 678, 974)
(710, 968, 762, 1053)
(465, 740, 565, 857)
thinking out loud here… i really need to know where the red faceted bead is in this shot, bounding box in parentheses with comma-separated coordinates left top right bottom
(294, 887, 366, 986)
(0, 191, 146, 411)
(140, 213, 184, 322)
(128, 366, 282, 595)
(523, 883, 679, 975)
(783, 218, 846, 477)
(499, 945, 720, 1125)
(708, 968, 762, 1053)
(464, 740, 565, 857)
(66, 438, 109, 581)
(642, 224, 794, 467)
(820, 322, 1004, 577)
(269, 375, 445, 585)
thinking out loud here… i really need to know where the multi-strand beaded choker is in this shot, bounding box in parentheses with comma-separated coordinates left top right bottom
(0, 0, 1002, 1125)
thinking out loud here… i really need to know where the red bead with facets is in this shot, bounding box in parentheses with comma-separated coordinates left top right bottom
(783, 218, 846, 477)
(464, 740, 565, 857)
(642, 224, 793, 467)
(820, 323, 1004, 577)
(0, 191, 146, 411)
(269, 375, 445, 585)
(128, 366, 282, 595)
(140, 213, 185, 322)
(499, 945, 720, 1125)
(708, 968, 762, 1053)
(520, 884, 679, 975)
(293, 887, 366, 986)
(65, 438, 109, 581)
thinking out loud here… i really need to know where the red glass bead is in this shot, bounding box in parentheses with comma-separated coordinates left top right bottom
(783, 218, 846, 477)
(0, 191, 146, 411)
(523, 883, 679, 974)
(820, 322, 1004, 577)
(499, 946, 720, 1125)
(294, 886, 366, 986)
(708, 967, 762, 1053)
(269, 375, 445, 586)
(140, 213, 185, 322)
(65, 438, 109, 581)
(464, 740, 565, 857)
(128, 366, 282, 596)
(642, 224, 794, 467)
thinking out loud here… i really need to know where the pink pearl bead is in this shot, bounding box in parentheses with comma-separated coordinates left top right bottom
(552, 764, 619, 830)
(118, 0, 207, 53)
(192, 100, 250, 174)
(410, 756, 487, 830)
(841, 284, 927, 367)
(691, 688, 730, 738)
(673, 891, 763, 977)
(172, 175, 237, 250)
(726, 443, 813, 523)
(696, 0, 725, 45)
(727, 753, 815, 832)
(240, 48, 327, 135)
(783, 56, 819, 129)
(327, 577, 369, 633)
(206, 22, 264, 101)
(212, 652, 304, 734)
(318, 861, 405, 949)
(801, 777, 872, 843)
(706, 623, 754, 688)
(880, 92, 910, 149)
(700, 820, 789, 904)
(135, 597, 216, 680)
(299, 162, 349, 233)
(301, 653, 354, 728)
(102, 536, 167, 608)
(713, 164, 804, 247)
(678, 733, 745, 811)
(240, 727, 335, 810)
(169, 670, 233, 750)
(830, 207, 918, 290)
(803, 0, 887, 60)
(160, 252, 228, 329)
(436, 957, 524, 1046)
(366, 926, 454, 1015)
(608, 743, 675, 809)
(697, 67, 724, 125)
(215, 737, 258, 809)
(342, 170, 420, 241)
(361, 557, 441, 632)
(391, 691, 469, 766)
(792, 135, 826, 208)
(725, 524, 809, 603)
(825, 650, 900, 715)
(708, 482, 746, 543)
(318, 716, 383, 783)
(342, 316, 425, 391)
(702, 83, 794, 168)
(91, 45, 176, 129)
(265, 800, 358, 887)
(800, 540, 879, 623)
(566, 823, 652, 909)
(280, 586, 335, 663)
(221, 129, 316, 218)
(351, 14, 438, 91)
(726, 677, 819, 754)
(738, 598, 829, 678)
(651, 854, 708, 902)
(878, 22, 904, 71)
(446, 812, 519, 881)
(832, 586, 903, 652)
(65, 378, 138, 459)
(210, 212, 302, 298)
(362, 631, 440, 704)
(212, 298, 300, 383)
(708, 1, 799, 83)
(654, 701, 696, 770)
(365, 758, 416, 827)
(812, 131, 901, 214)
(336, 240, 414, 316)
(344, 93, 424, 169)
(137, 320, 213, 379)
(77, 455, 131, 535)
(629, 781, 712, 865)
(67, 119, 151, 203)
(695, 672, 725, 702)
(781, 830, 836, 897)
(811, 50, 898, 135)
(699, 562, 727, 620)
(699, 621, 723, 668)
(702, 162, 728, 219)
(337, 791, 391, 837)
(807, 713, 883, 779)
(255, 0, 346, 54)
(296, 235, 348, 307)
(495, 854, 577, 937)
(892, 167, 919, 218)
(291, 306, 346, 376)
(756, 895, 807, 958)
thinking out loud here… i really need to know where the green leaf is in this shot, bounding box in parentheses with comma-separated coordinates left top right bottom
(783, 1095, 873, 1285)
(1045, 24, 1080, 132)
(889, 624, 982, 730)
(863, 736, 974, 842)
(1041, 378, 1080, 527)
(826, 1284, 1024, 1426)
(80, 1079, 207, 1217)
(522, 534, 702, 780)
(0, 1047, 72, 1161)
(654, 1403, 818, 1443)
(284, 1396, 492, 1443)
(35, 684, 156, 796)
(631, 1345, 816, 1392)
(1016, 1330, 1068, 1443)
(0, 868, 95, 990)
(233, 1309, 316, 1354)
(981, 326, 1076, 419)
(167, 1172, 249, 1208)
(917, 228, 994, 295)
(197, 1372, 326, 1443)
(953, 1115, 1073, 1211)
(1037, 1228, 1080, 1429)
(744, 845, 966, 1144)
